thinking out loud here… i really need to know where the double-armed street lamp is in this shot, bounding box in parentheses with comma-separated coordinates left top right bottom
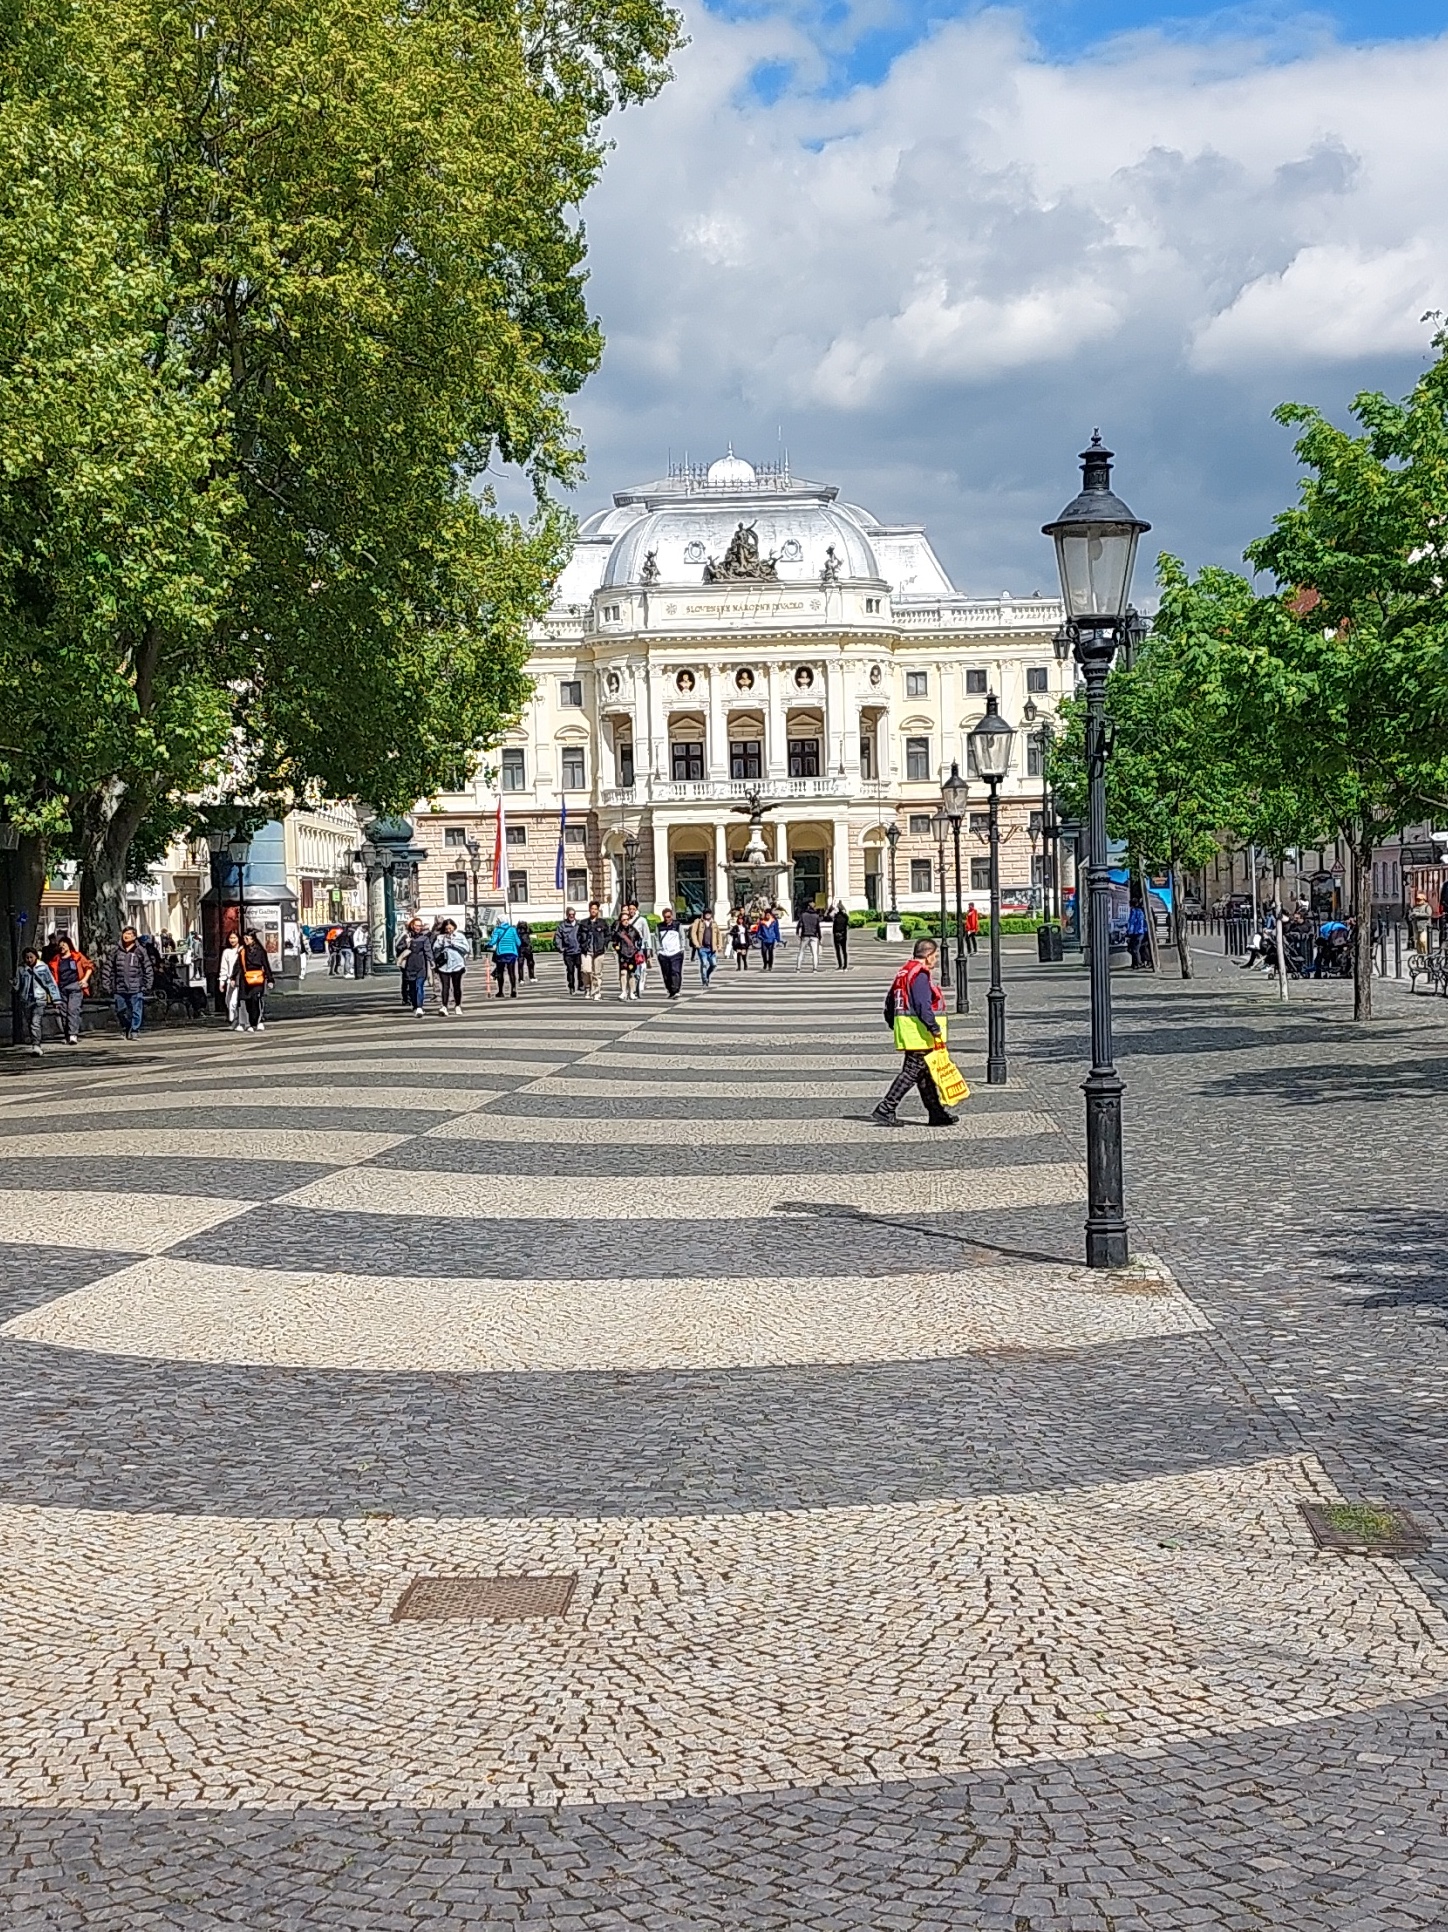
(1043, 432, 1150, 1268)
(931, 809, 952, 988)
(941, 760, 969, 1014)
(968, 693, 1015, 1085)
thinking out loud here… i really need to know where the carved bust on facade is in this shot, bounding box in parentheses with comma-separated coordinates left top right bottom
(735, 667, 755, 691)
(676, 669, 695, 693)
(703, 523, 779, 583)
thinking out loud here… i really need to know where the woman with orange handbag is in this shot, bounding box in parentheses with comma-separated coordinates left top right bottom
(237, 930, 274, 1034)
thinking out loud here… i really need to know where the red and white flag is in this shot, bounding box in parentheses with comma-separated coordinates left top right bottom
(491, 790, 507, 892)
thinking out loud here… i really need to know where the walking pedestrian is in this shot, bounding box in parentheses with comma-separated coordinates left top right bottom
(795, 902, 822, 970)
(219, 930, 249, 1030)
(730, 913, 751, 971)
(964, 903, 980, 955)
(578, 901, 610, 1001)
(755, 906, 780, 971)
(1126, 899, 1150, 970)
(352, 922, 370, 978)
(1409, 892, 1432, 957)
(557, 907, 584, 994)
(517, 921, 536, 983)
(612, 902, 645, 1001)
(831, 902, 850, 969)
(872, 937, 957, 1128)
(656, 906, 685, 998)
(434, 919, 469, 1013)
(690, 909, 720, 985)
(13, 948, 60, 1056)
(101, 927, 153, 1040)
(629, 905, 653, 998)
(399, 916, 432, 1014)
(44, 936, 92, 1043)
(237, 928, 274, 1031)
(489, 914, 521, 998)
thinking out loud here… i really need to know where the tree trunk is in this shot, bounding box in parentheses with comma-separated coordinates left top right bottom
(1348, 835, 1373, 1021)
(1169, 857, 1193, 979)
(1, 832, 48, 1046)
(76, 779, 152, 954)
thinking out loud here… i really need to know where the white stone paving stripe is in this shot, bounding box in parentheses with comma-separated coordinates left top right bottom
(422, 1109, 1059, 1145)
(4, 1255, 1210, 1369)
(516, 1076, 915, 1100)
(2, 1458, 1443, 1810)
(152, 1056, 569, 1081)
(277, 1162, 1086, 1221)
(0, 1129, 406, 1165)
(574, 1051, 899, 1073)
(0, 1189, 254, 1254)
(23, 1085, 504, 1117)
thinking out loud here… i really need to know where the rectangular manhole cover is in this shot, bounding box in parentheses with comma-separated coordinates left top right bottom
(392, 1574, 577, 1622)
(1301, 1504, 1428, 1557)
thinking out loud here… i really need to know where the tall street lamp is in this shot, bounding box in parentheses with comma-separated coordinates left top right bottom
(941, 760, 969, 1014)
(1043, 431, 1150, 1268)
(622, 830, 640, 907)
(931, 809, 952, 987)
(969, 693, 1015, 1085)
(884, 820, 901, 924)
(465, 835, 483, 953)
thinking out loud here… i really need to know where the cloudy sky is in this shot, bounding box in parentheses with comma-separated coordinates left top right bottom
(541, 0, 1448, 596)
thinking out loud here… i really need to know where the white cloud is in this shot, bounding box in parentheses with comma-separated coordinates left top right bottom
(569, 8, 1448, 585)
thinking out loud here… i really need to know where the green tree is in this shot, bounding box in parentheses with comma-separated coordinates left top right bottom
(0, 0, 681, 951)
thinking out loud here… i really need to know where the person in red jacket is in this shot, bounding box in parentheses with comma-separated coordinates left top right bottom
(872, 937, 957, 1128)
(964, 902, 980, 955)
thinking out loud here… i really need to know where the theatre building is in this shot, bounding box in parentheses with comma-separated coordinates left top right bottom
(414, 452, 1067, 922)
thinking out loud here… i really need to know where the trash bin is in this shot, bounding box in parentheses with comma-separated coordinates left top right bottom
(1037, 924, 1064, 962)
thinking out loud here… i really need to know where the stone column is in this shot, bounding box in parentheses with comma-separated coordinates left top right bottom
(766, 663, 788, 781)
(706, 664, 728, 782)
(651, 816, 670, 915)
(714, 818, 729, 920)
(824, 657, 847, 780)
(832, 817, 853, 911)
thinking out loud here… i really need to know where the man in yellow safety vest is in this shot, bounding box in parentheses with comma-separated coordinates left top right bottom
(872, 937, 958, 1128)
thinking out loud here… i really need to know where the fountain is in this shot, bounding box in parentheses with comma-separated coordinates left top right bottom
(727, 788, 793, 915)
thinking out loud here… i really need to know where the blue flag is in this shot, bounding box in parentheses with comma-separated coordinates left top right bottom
(555, 795, 567, 893)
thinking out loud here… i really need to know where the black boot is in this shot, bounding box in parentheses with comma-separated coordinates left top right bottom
(926, 1108, 959, 1128)
(870, 1106, 901, 1127)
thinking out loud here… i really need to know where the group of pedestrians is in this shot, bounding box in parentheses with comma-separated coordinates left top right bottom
(12, 923, 256, 1050)
(218, 928, 276, 1032)
(393, 914, 538, 1014)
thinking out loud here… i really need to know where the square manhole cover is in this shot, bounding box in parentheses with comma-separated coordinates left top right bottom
(392, 1574, 577, 1622)
(1301, 1504, 1428, 1557)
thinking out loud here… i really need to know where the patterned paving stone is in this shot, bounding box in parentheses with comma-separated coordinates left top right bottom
(0, 1242, 144, 1325)
(373, 1132, 1069, 1178)
(0, 1188, 255, 1253)
(0, 1157, 350, 1201)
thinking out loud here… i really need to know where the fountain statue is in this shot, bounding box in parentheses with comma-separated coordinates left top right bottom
(727, 788, 793, 914)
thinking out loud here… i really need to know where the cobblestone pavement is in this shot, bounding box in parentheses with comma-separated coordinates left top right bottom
(2, 944, 1446, 1927)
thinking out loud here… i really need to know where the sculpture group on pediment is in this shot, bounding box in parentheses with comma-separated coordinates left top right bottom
(703, 522, 779, 583)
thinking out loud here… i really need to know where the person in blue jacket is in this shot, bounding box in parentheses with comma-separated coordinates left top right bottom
(490, 916, 522, 998)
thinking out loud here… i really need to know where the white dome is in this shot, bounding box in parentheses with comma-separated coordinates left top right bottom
(707, 449, 756, 487)
(601, 499, 880, 587)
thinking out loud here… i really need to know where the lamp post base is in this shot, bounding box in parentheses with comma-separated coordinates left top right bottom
(1082, 1067, 1129, 1267)
(986, 985, 1008, 1084)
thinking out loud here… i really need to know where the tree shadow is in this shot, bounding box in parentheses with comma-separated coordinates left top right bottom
(1199, 1054, 1448, 1105)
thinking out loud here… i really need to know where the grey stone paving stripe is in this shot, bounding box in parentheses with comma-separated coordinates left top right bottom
(0, 1331, 1259, 1520)
(371, 1133, 1072, 1179)
(0, 1158, 350, 1201)
(0, 1105, 454, 1140)
(474, 1091, 1002, 1121)
(167, 1201, 1089, 1277)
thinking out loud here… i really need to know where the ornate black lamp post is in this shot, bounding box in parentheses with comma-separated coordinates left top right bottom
(622, 830, 640, 907)
(1043, 432, 1150, 1268)
(941, 760, 969, 1014)
(968, 693, 1015, 1085)
(931, 809, 952, 987)
(465, 836, 483, 953)
(884, 820, 901, 924)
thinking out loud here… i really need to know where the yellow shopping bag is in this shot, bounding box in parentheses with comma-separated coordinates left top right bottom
(925, 1045, 970, 1107)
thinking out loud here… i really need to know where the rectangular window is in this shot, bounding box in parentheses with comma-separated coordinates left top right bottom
(561, 747, 586, 790)
(905, 737, 930, 781)
(566, 867, 589, 901)
(730, 740, 762, 779)
(506, 824, 527, 846)
(1026, 738, 1044, 778)
(971, 858, 991, 890)
(905, 670, 928, 697)
(910, 858, 933, 893)
(969, 812, 990, 836)
(908, 814, 933, 835)
(965, 667, 988, 695)
(1029, 809, 1044, 837)
(787, 737, 820, 777)
(671, 741, 705, 781)
(602, 603, 621, 622)
(559, 679, 583, 707)
(508, 870, 529, 903)
(618, 741, 635, 787)
(565, 823, 588, 847)
(445, 871, 469, 905)
(501, 748, 526, 790)
(443, 826, 467, 848)
(864, 596, 882, 613)
(1026, 666, 1049, 693)
(859, 734, 873, 780)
